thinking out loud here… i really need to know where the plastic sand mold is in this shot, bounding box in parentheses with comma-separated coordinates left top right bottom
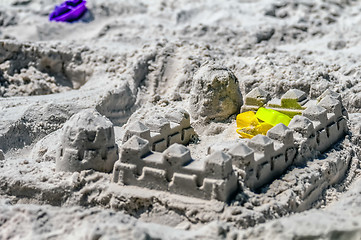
(256, 107, 291, 126)
(49, 0, 87, 22)
(236, 108, 292, 139)
(236, 111, 273, 139)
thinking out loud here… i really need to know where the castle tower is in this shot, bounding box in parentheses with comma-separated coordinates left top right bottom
(56, 109, 118, 173)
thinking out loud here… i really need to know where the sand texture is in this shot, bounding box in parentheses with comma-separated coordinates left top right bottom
(1, 0, 361, 239)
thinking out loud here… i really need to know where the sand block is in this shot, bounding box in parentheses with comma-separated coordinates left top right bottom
(169, 173, 200, 198)
(228, 143, 255, 169)
(303, 105, 328, 125)
(121, 135, 150, 163)
(288, 115, 315, 138)
(281, 89, 307, 109)
(203, 176, 238, 202)
(163, 144, 192, 168)
(247, 135, 274, 153)
(204, 151, 233, 179)
(316, 129, 329, 152)
(123, 121, 151, 143)
(168, 132, 182, 146)
(244, 87, 270, 107)
(318, 95, 342, 118)
(137, 167, 168, 191)
(113, 162, 137, 184)
(152, 139, 168, 152)
(266, 123, 294, 146)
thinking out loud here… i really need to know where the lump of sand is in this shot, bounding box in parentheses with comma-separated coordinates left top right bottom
(189, 63, 243, 122)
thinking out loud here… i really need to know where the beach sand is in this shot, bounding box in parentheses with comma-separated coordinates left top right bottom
(1, 0, 361, 239)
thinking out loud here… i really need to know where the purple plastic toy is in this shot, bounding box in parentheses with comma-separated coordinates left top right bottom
(49, 0, 87, 22)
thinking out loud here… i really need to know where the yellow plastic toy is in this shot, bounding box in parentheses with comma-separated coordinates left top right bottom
(256, 107, 291, 126)
(236, 108, 292, 139)
(236, 111, 273, 139)
(236, 111, 258, 129)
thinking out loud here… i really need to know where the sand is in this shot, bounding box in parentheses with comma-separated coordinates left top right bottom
(1, 0, 361, 239)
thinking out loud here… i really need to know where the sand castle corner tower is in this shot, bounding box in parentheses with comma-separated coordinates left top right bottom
(56, 109, 118, 173)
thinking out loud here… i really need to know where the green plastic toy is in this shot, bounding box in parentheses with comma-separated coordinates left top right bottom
(236, 108, 292, 139)
(256, 107, 291, 126)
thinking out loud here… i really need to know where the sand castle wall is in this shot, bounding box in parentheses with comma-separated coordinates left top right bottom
(242, 88, 348, 119)
(55, 88, 348, 201)
(228, 89, 348, 189)
(122, 109, 196, 152)
(113, 136, 238, 202)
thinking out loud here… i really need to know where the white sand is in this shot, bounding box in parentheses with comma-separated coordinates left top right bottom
(1, 0, 361, 239)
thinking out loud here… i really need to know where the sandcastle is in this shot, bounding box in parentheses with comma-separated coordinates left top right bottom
(54, 87, 348, 202)
(112, 88, 348, 199)
(56, 109, 118, 173)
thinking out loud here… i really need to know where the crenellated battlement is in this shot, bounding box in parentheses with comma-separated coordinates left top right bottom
(122, 109, 196, 152)
(228, 126, 297, 189)
(242, 88, 348, 119)
(111, 88, 348, 198)
(227, 88, 348, 189)
(113, 136, 238, 201)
